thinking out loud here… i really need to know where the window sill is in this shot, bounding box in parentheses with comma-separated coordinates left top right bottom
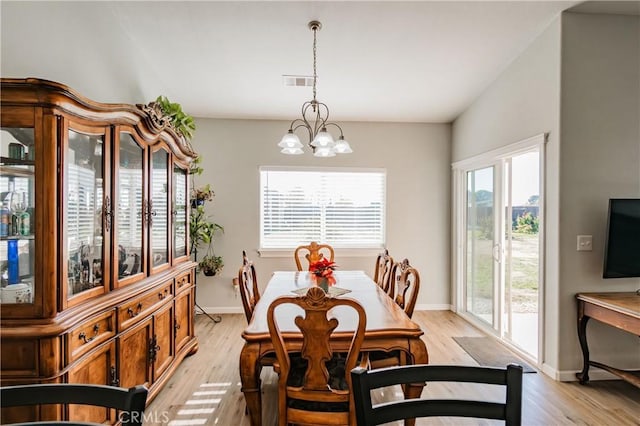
(257, 248, 383, 258)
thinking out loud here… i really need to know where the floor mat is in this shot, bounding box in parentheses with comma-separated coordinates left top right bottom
(453, 336, 537, 373)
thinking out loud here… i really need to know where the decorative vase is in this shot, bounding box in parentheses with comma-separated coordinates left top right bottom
(315, 276, 329, 293)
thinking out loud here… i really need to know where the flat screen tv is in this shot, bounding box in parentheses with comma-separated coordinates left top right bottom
(603, 198, 640, 278)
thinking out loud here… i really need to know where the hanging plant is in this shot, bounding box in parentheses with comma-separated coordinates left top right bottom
(154, 95, 196, 140)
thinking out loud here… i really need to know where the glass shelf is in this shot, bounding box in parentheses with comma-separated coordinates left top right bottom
(0, 127, 35, 305)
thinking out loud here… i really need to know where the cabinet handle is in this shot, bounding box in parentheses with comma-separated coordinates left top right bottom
(174, 320, 181, 339)
(104, 196, 113, 232)
(158, 288, 169, 300)
(78, 323, 100, 344)
(146, 200, 157, 226)
(110, 365, 120, 387)
(148, 336, 160, 362)
(127, 302, 143, 318)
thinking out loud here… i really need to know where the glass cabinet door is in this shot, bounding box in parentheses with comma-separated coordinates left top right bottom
(115, 133, 145, 285)
(150, 147, 169, 269)
(173, 164, 188, 260)
(65, 129, 107, 300)
(0, 127, 35, 305)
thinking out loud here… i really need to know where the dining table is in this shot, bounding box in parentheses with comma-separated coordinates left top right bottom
(239, 270, 429, 426)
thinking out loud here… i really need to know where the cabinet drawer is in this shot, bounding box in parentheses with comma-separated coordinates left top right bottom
(175, 271, 192, 293)
(118, 282, 172, 331)
(68, 311, 115, 363)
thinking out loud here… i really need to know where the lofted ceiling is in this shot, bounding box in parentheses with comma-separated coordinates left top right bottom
(0, 1, 610, 123)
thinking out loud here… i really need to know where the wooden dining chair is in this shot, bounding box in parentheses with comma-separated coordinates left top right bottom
(373, 248, 394, 294)
(369, 258, 420, 370)
(238, 250, 260, 323)
(391, 258, 420, 319)
(267, 286, 367, 426)
(294, 241, 335, 271)
(238, 250, 277, 379)
(351, 363, 523, 426)
(0, 383, 148, 426)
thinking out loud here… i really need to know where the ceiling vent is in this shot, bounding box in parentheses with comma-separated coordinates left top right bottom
(282, 75, 314, 87)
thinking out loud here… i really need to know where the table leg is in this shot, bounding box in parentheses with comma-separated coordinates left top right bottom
(403, 337, 429, 426)
(576, 305, 591, 384)
(239, 343, 262, 426)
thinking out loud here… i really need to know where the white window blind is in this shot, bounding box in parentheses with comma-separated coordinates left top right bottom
(260, 167, 386, 249)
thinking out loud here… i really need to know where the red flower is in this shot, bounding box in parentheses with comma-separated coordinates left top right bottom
(309, 258, 337, 283)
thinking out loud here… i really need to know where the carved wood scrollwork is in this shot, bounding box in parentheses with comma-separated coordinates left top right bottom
(136, 101, 196, 154)
(136, 102, 172, 134)
(300, 286, 329, 308)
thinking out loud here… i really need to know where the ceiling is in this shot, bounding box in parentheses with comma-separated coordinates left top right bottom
(3, 1, 631, 124)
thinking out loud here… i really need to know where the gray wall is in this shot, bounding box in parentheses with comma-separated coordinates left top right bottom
(453, 11, 640, 379)
(452, 18, 563, 373)
(558, 11, 640, 371)
(191, 119, 452, 313)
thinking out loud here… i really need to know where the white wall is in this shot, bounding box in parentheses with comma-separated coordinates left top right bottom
(452, 18, 563, 373)
(558, 12, 640, 372)
(191, 119, 451, 313)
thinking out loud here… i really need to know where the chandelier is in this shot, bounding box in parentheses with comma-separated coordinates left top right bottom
(278, 21, 352, 157)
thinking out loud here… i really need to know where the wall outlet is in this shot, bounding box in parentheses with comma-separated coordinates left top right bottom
(577, 235, 593, 251)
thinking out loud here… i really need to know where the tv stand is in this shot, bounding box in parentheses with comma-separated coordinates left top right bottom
(576, 292, 640, 388)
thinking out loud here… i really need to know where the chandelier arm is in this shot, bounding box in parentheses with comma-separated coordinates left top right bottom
(323, 122, 345, 137)
(291, 122, 314, 145)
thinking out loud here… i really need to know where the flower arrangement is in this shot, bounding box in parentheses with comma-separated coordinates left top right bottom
(309, 258, 337, 285)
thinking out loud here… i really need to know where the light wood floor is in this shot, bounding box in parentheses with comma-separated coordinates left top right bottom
(146, 311, 640, 425)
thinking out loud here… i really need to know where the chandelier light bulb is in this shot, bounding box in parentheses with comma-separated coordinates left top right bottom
(333, 136, 353, 154)
(278, 130, 303, 149)
(311, 127, 335, 148)
(314, 146, 336, 157)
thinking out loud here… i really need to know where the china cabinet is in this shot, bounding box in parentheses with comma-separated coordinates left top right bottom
(0, 78, 198, 424)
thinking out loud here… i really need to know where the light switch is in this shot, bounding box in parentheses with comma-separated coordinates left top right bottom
(577, 235, 593, 251)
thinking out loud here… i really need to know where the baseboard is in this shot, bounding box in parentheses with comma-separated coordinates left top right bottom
(545, 364, 624, 382)
(197, 306, 243, 315)
(414, 304, 452, 311)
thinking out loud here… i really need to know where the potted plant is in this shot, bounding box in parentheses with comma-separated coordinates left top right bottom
(199, 254, 224, 276)
(191, 184, 215, 208)
(154, 95, 196, 140)
(189, 169, 224, 275)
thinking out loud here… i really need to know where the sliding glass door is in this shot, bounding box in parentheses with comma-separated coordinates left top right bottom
(454, 135, 545, 362)
(466, 166, 497, 327)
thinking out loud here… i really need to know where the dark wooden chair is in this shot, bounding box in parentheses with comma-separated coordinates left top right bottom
(267, 286, 367, 426)
(238, 250, 260, 323)
(0, 383, 148, 426)
(294, 241, 335, 271)
(369, 258, 421, 369)
(372, 248, 394, 294)
(351, 363, 523, 426)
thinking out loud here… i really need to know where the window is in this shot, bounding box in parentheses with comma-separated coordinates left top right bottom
(260, 167, 386, 249)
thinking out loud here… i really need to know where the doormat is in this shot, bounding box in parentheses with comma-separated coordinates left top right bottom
(452, 337, 536, 373)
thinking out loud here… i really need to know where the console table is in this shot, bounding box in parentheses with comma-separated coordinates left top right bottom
(576, 292, 640, 387)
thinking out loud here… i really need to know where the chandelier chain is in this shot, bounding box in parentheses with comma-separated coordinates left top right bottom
(312, 26, 317, 104)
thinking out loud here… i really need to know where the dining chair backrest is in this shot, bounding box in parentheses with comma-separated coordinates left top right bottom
(294, 241, 335, 271)
(351, 363, 523, 426)
(238, 250, 260, 323)
(373, 248, 394, 294)
(267, 286, 367, 426)
(0, 383, 148, 426)
(388, 258, 420, 318)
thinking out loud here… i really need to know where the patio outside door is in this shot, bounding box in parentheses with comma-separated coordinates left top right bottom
(454, 135, 545, 363)
(466, 166, 498, 327)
